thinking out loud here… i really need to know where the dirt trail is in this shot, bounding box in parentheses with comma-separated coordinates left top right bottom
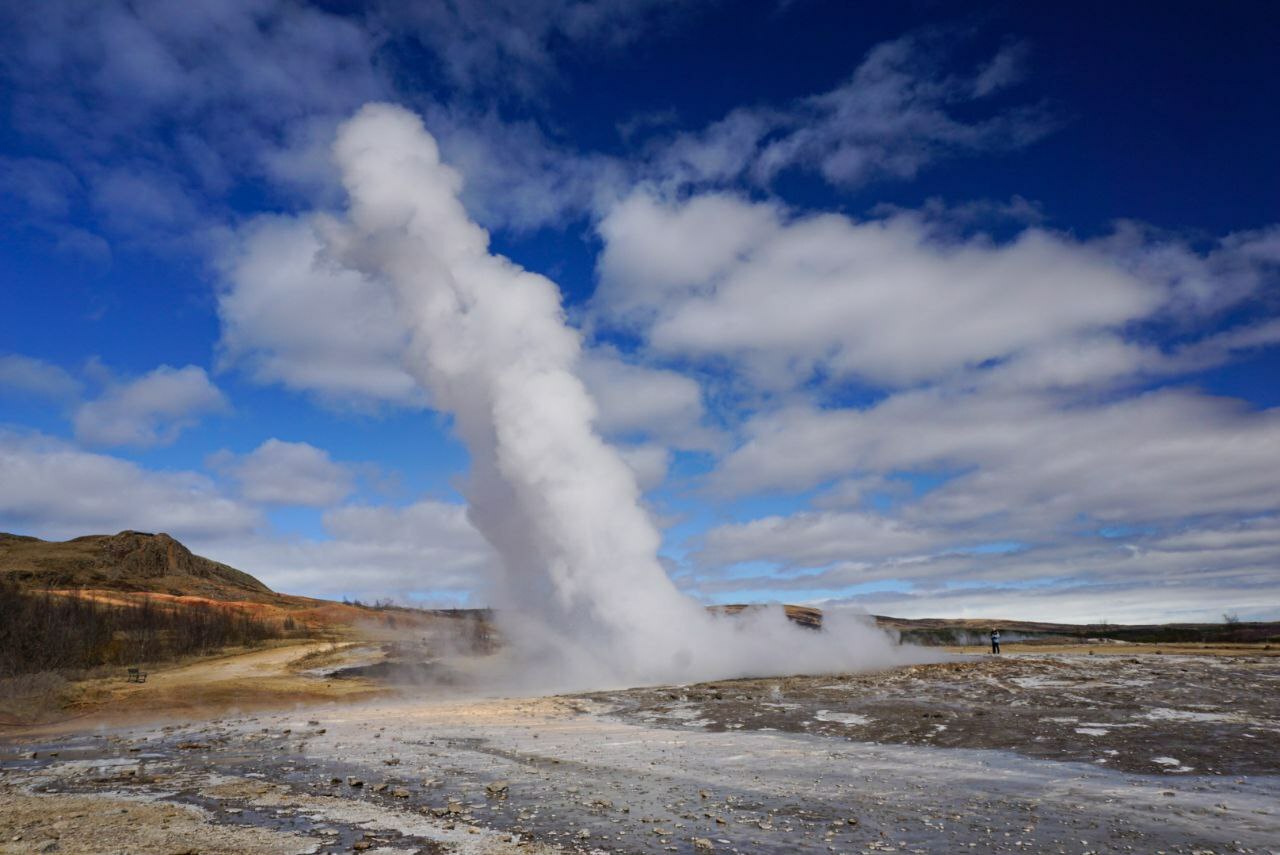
(10, 641, 387, 738)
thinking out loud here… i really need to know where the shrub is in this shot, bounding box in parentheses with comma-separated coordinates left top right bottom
(0, 578, 290, 676)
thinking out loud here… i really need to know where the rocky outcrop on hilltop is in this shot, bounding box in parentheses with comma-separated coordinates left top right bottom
(0, 530, 272, 598)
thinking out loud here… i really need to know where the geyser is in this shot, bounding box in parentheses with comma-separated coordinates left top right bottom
(324, 103, 921, 689)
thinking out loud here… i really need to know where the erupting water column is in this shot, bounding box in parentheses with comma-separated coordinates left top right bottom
(322, 104, 912, 688)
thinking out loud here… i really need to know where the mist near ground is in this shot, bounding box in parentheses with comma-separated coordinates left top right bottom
(319, 104, 924, 691)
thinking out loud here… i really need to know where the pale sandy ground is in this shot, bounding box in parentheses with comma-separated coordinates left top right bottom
(0, 788, 320, 855)
(6, 641, 387, 738)
(2, 645, 1278, 854)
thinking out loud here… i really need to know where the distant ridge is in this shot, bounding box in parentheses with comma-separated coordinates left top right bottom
(0, 530, 273, 600)
(709, 603, 824, 630)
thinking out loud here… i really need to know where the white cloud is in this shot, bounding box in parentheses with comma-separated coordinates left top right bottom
(0, 429, 260, 541)
(700, 509, 947, 569)
(688, 515, 1280, 624)
(377, 0, 696, 98)
(0, 427, 496, 603)
(972, 42, 1028, 97)
(686, 383, 1280, 624)
(1099, 221, 1280, 318)
(423, 105, 627, 233)
(212, 438, 354, 507)
(622, 183, 1280, 620)
(0, 0, 386, 250)
(398, 31, 1045, 237)
(646, 35, 1052, 192)
(0, 0, 696, 242)
(828, 571, 1279, 625)
(0, 156, 80, 218)
(0, 354, 82, 402)
(712, 387, 1280, 518)
(614, 443, 673, 492)
(215, 215, 423, 409)
(594, 192, 782, 326)
(578, 346, 720, 451)
(216, 213, 719, 465)
(206, 499, 500, 603)
(73, 364, 227, 447)
(596, 192, 1164, 390)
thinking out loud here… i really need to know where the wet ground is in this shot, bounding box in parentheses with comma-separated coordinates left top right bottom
(584, 652, 1280, 777)
(2, 651, 1278, 854)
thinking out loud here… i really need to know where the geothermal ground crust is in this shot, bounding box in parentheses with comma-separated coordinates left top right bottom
(2, 650, 1278, 854)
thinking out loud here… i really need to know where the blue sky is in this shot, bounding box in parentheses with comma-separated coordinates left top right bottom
(1, 1, 1278, 622)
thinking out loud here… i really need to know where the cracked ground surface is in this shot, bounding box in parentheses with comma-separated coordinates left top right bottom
(2, 650, 1277, 854)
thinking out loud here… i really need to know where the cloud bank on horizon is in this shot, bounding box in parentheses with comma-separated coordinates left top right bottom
(0, 1, 1278, 625)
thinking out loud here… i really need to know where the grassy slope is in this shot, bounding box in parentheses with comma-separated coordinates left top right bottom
(0, 531, 272, 601)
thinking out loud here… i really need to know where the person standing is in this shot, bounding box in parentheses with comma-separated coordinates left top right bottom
(990, 628, 1001, 654)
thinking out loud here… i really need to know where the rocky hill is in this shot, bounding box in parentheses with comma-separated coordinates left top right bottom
(0, 530, 274, 601)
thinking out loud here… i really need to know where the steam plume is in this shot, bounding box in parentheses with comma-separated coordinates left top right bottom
(325, 104, 920, 688)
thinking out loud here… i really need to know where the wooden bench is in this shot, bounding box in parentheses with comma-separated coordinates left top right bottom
(126, 667, 147, 683)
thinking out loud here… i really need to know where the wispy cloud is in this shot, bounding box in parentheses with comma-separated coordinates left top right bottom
(209, 438, 354, 507)
(0, 429, 259, 540)
(644, 35, 1054, 192)
(73, 365, 227, 448)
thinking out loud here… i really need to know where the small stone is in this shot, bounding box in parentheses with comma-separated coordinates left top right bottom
(347, 776, 364, 787)
(577, 829, 591, 839)
(693, 838, 714, 851)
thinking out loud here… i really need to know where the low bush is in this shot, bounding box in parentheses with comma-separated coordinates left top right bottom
(0, 578, 291, 676)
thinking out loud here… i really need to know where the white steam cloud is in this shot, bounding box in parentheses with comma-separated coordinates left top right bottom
(322, 104, 922, 688)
